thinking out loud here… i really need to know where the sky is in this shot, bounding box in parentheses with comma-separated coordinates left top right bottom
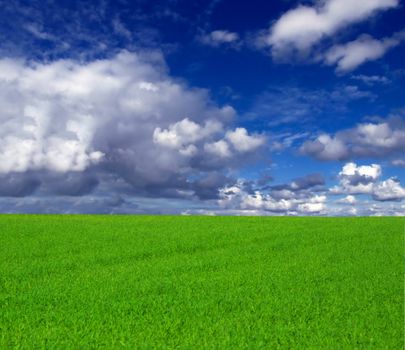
(0, 0, 404, 216)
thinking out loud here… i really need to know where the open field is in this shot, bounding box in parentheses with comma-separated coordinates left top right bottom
(0, 215, 403, 349)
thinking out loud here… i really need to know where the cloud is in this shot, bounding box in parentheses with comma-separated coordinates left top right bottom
(225, 128, 266, 153)
(330, 163, 381, 194)
(331, 162, 405, 202)
(301, 134, 348, 161)
(290, 173, 325, 190)
(366, 202, 405, 216)
(204, 140, 232, 158)
(0, 171, 100, 198)
(300, 116, 405, 161)
(351, 74, 390, 85)
(372, 178, 405, 201)
(24, 23, 56, 41)
(112, 16, 133, 41)
(218, 174, 327, 215)
(220, 185, 327, 215)
(153, 120, 263, 160)
(268, 173, 325, 194)
(199, 30, 240, 47)
(337, 195, 357, 204)
(392, 159, 405, 167)
(0, 50, 265, 202)
(325, 31, 405, 72)
(297, 200, 326, 214)
(264, 0, 398, 59)
(44, 172, 99, 196)
(0, 173, 40, 197)
(0, 194, 128, 214)
(153, 118, 222, 152)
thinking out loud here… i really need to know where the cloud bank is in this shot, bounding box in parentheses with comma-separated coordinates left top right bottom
(0, 50, 265, 200)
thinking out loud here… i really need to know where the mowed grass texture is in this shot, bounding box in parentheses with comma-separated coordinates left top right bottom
(0, 216, 403, 349)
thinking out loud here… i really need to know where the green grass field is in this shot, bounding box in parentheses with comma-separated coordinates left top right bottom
(0, 215, 403, 349)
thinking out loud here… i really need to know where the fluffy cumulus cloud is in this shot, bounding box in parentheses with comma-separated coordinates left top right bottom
(0, 50, 266, 202)
(153, 118, 222, 156)
(153, 120, 264, 158)
(325, 31, 405, 72)
(0, 56, 105, 173)
(331, 162, 405, 202)
(225, 128, 266, 153)
(372, 178, 405, 201)
(300, 116, 405, 161)
(330, 163, 381, 194)
(263, 0, 398, 59)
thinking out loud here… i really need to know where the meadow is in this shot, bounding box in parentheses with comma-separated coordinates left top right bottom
(0, 215, 403, 349)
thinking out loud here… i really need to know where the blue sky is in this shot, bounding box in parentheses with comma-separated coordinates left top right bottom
(0, 0, 404, 215)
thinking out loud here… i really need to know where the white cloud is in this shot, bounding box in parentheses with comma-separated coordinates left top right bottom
(153, 120, 265, 158)
(225, 128, 266, 153)
(218, 181, 327, 215)
(325, 31, 405, 72)
(340, 162, 381, 180)
(139, 81, 159, 92)
(372, 178, 405, 201)
(301, 116, 405, 161)
(331, 162, 405, 202)
(331, 162, 381, 194)
(200, 30, 240, 47)
(265, 0, 398, 58)
(297, 201, 325, 214)
(0, 108, 104, 173)
(153, 118, 222, 150)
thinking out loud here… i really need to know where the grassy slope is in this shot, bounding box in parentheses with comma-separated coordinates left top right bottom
(0, 215, 403, 349)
